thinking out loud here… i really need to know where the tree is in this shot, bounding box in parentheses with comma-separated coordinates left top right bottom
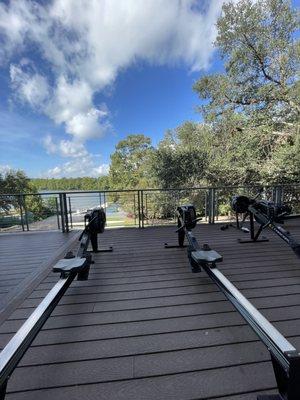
(151, 122, 211, 188)
(192, 0, 299, 187)
(263, 125, 300, 184)
(109, 134, 154, 189)
(193, 0, 299, 125)
(0, 170, 54, 221)
(0, 170, 32, 212)
(31, 176, 110, 191)
(0, 170, 31, 194)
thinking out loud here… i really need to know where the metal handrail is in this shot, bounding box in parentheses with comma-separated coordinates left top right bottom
(1, 184, 299, 232)
(1, 183, 300, 197)
(0, 274, 75, 398)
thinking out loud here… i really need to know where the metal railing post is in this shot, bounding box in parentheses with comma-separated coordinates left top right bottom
(21, 195, 29, 231)
(133, 193, 136, 226)
(18, 195, 25, 232)
(145, 193, 148, 226)
(103, 192, 107, 213)
(59, 194, 65, 233)
(137, 190, 141, 228)
(59, 193, 69, 232)
(273, 186, 284, 205)
(141, 190, 144, 228)
(175, 192, 179, 223)
(63, 193, 69, 232)
(208, 188, 215, 224)
(215, 192, 219, 221)
(68, 197, 73, 229)
(204, 192, 208, 222)
(55, 197, 60, 230)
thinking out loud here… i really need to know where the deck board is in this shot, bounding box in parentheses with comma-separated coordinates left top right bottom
(1, 220, 300, 399)
(0, 231, 79, 324)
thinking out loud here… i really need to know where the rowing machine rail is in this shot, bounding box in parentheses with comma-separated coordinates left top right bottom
(172, 205, 300, 400)
(0, 207, 110, 399)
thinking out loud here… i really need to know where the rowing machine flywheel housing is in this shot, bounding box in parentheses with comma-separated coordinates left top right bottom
(177, 205, 197, 230)
(85, 208, 106, 233)
(231, 195, 251, 214)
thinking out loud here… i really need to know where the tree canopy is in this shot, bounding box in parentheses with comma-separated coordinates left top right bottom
(0, 170, 55, 219)
(153, 0, 300, 189)
(194, 0, 299, 124)
(109, 134, 154, 189)
(31, 176, 109, 191)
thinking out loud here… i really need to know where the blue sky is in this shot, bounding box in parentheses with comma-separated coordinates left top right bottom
(0, 0, 296, 178)
(0, 63, 206, 176)
(0, 0, 226, 178)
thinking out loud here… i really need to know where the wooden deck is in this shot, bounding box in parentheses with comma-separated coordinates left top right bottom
(0, 231, 79, 324)
(1, 220, 300, 399)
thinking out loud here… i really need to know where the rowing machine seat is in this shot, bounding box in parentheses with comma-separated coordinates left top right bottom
(53, 257, 88, 275)
(191, 249, 223, 264)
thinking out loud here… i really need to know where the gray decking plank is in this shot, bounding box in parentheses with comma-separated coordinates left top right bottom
(0, 286, 299, 333)
(12, 278, 300, 311)
(0, 231, 79, 324)
(2, 222, 300, 399)
(2, 290, 300, 339)
(6, 362, 277, 400)
(3, 306, 300, 348)
(19, 327, 300, 368)
(8, 342, 270, 392)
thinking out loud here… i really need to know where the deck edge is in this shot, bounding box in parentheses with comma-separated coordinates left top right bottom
(0, 231, 81, 326)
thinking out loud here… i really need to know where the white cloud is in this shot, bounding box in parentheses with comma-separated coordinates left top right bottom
(42, 135, 108, 177)
(10, 64, 50, 109)
(59, 140, 89, 158)
(0, 0, 226, 146)
(65, 108, 110, 141)
(45, 157, 109, 178)
(43, 135, 57, 155)
(1, 0, 233, 178)
(43, 135, 89, 158)
(46, 77, 93, 125)
(0, 165, 12, 175)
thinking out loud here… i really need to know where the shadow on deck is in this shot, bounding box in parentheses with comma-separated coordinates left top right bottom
(1, 220, 300, 399)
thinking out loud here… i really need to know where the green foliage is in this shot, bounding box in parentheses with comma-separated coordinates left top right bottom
(24, 196, 57, 221)
(0, 170, 32, 212)
(0, 170, 55, 222)
(194, 0, 299, 124)
(109, 134, 154, 189)
(192, 0, 299, 189)
(151, 123, 210, 188)
(0, 170, 31, 194)
(148, 0, 299, 217)
(31, 176, 109, 191)
(263, 127, 300, 184)
(152, 1, 300, 191)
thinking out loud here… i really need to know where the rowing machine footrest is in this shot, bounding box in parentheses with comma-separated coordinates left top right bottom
(53, 257, 88, 277)
(191, 249, 223, 265)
